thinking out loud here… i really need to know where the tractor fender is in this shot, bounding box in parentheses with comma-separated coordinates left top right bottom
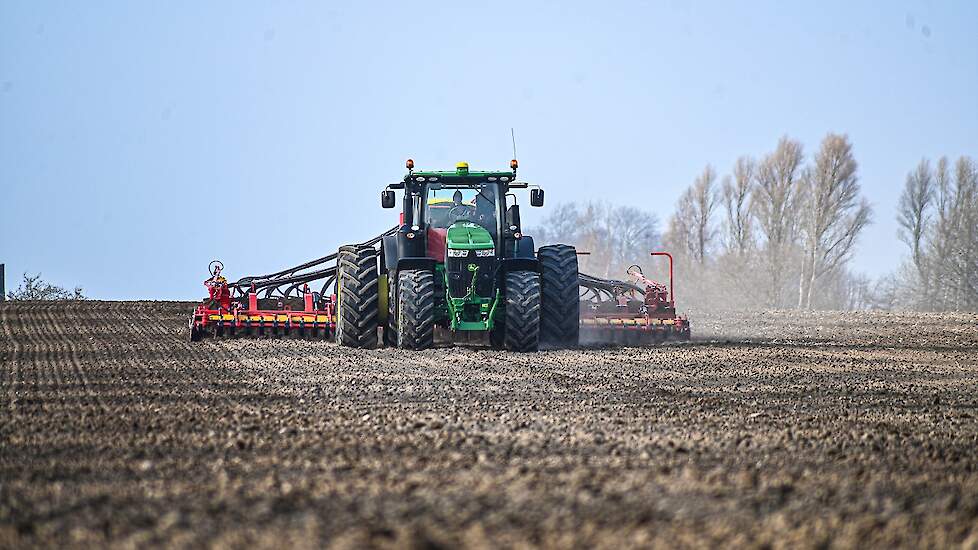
(511, 235, 536, 259)
(382, 235, 399, 272)
(383, 229, 428, 272)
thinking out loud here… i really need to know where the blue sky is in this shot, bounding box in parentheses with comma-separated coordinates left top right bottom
(1, 1, 976, 299)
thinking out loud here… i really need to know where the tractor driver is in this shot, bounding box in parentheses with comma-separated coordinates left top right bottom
(432, 187, 497, 235)
(446, 188, 496, 228)
(450, 189, 467, 214)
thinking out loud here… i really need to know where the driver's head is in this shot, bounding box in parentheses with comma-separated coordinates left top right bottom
(453, 189, 463, 205)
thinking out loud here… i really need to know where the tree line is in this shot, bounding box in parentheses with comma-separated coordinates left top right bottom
(6, 273, 86, 301)
(535, 133, 975, 313)
(663, 133, 874, 312)
(893, 156, 978, 311)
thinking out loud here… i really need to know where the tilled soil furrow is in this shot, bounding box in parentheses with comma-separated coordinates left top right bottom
(45, 304, 108, 413)
(100, 303, 208, 400)
(0, 307, 20, 432)
(38, 305, 79, 408)
(1, 302, 977, 549)
(19, 303, 48, 403)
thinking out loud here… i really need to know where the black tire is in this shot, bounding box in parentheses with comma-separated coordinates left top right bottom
(397, 270, 436, 350)
(503, 270, 541, 352)
(335, 245, 379, 348)
(538, 244, 580, 348)
(189, 314, 203, 342)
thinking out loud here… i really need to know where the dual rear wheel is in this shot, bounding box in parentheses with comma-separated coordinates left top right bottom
(490, 245, 580, 351)
(335, 246, 379, 349)
(336, 244, 580, 352)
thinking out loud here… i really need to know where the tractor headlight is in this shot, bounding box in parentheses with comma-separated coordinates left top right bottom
(475, 249, 495, 257)
(447, 249, 469, 258)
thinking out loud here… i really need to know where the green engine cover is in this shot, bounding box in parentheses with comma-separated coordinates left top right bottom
(446, 222, 495, 250)
(443, 222, 499, 331)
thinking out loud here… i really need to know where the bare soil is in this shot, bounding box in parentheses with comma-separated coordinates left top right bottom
(1, 301, 977, 549)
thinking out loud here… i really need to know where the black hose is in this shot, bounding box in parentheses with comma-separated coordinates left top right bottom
(227, 226, 396, 298)
(578, 272, 643, 294)
(225, 224, 635, 306)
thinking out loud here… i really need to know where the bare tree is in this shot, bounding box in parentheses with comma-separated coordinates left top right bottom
(532, 201, 659, 279)
(607, 205, 660, 274)
(668, 165, 719, 265)
(532, 202, 583, 246)
(890, 155, 977, 312)
(690, 165, 719, 264)
(929, 157, 978, 310)
(797, 134, 873, 310)
(7, 273, 86, 300)
(949, 157, 978, 309)
(722, 156, 755, 256)
(930, 157, 954, 308)
(752, 136, 805, 307)
(576, 202, 616, 277)
(665, 193, 694, 260)
(897, 159, 935, 282)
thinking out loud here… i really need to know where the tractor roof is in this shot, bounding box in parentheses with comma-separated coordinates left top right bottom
(404, 170, 518, 185)
(391, 162, 527, 190)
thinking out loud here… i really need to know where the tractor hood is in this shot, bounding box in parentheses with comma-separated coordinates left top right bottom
(446, 222, 494, 250)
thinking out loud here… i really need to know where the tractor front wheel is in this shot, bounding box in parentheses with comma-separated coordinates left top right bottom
(397, 270, 436, 350)
(335, 245, 379, 349)
(503, 270, 541, 352)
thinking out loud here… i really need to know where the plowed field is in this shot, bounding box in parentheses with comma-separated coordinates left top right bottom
(2, 301, 977, 548)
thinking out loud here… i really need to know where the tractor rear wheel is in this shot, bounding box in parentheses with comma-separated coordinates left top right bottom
(335, 245, 379, 349)
(397, 270, 435, 350)
(538, 244, 580, 348)
(503, 270, 541, 352)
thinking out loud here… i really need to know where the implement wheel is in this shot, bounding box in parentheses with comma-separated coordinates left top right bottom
(335, 245, 379, 349)
(189, 314, 203, 342)
(397, 270, 435, 350)
(538, 244, 580, 348)
(503, 270, 541, 352)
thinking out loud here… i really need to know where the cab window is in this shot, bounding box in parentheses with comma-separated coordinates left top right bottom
(425, 186, 497, 235)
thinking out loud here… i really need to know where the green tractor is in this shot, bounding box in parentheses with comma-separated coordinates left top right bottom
(334, 159, 579, 352)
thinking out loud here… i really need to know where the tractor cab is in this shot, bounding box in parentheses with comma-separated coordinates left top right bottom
(424, 185, 499, 237)
(381, 160, 540, 267)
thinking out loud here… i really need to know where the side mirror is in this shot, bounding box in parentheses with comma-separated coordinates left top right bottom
(530, 188, 544, 207)
(381, 189, 396, 208)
